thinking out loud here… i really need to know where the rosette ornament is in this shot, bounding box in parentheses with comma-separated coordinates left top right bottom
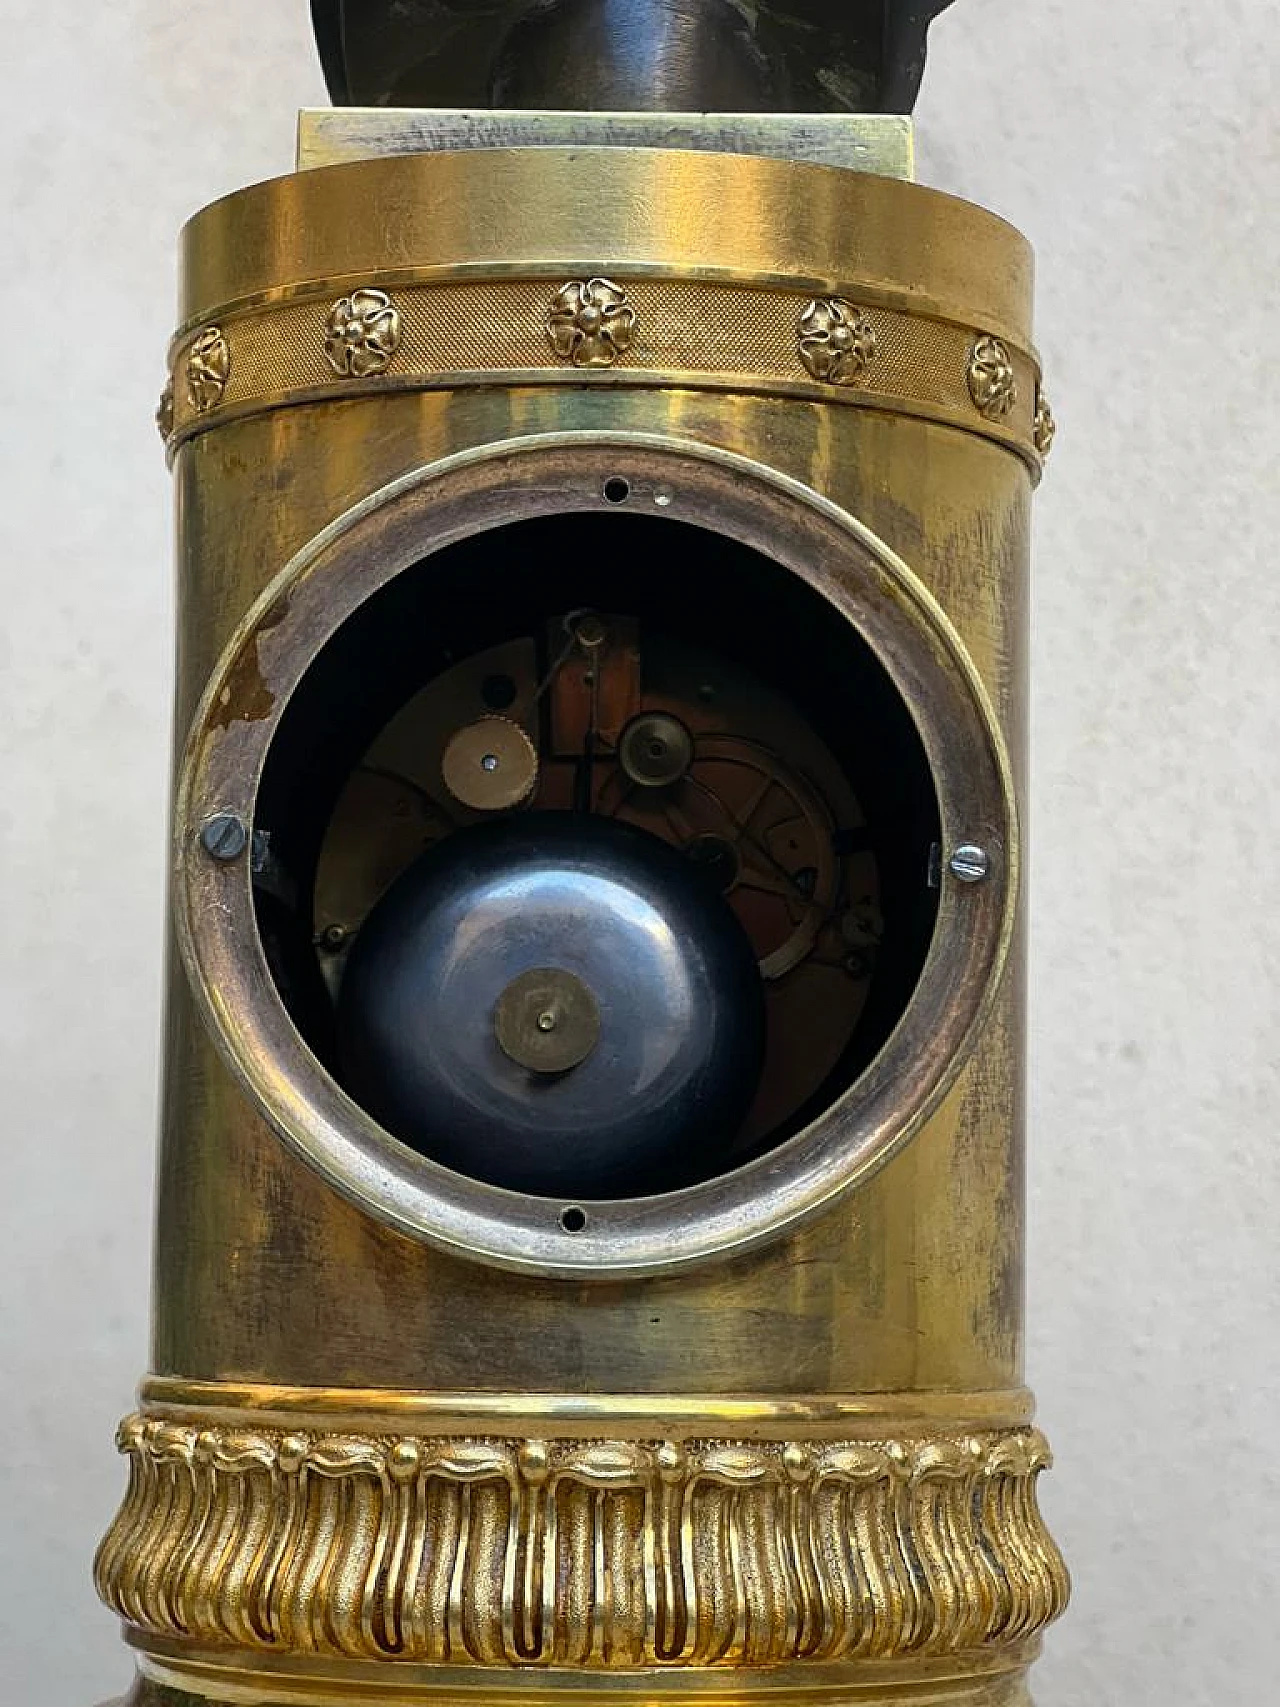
(324, 288, 403, 378)
(155, 379, 174, 440)
(547, 277, 637, 369)
(797, 297, 879, 385)
(185, 327, 230, 413)
(968, 334, 1019, 420)
(1034, 387, 1057, 456)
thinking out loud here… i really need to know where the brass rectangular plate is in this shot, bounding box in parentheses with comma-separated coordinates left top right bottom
(297, 107, 915, 179)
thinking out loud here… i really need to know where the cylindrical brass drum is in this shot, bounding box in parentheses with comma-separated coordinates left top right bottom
(96, 144, 1066, 1707)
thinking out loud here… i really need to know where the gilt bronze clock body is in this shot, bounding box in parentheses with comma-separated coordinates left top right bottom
(95, 6, 1067, 1703)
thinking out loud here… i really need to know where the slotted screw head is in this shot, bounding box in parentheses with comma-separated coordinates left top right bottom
(200, 813, 248, 861)
(948, 844, 990, 883)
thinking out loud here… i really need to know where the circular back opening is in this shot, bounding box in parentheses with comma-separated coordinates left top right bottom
(251, 509, 940, 1199)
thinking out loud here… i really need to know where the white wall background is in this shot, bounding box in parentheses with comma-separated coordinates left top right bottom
(1, 2, 1276, 1701)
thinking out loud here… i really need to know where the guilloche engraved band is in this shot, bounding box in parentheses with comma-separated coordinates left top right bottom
(161, 274, 1049, 471)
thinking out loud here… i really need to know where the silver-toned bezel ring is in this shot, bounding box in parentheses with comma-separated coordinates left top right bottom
(174, 432, 1018, 1278)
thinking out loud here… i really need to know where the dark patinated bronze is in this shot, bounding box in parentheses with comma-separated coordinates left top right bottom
(311, 0, 958, 114)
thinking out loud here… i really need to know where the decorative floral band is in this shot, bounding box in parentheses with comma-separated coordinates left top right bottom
(97, 1416, 1068, 1668)
(159, 276, 1052, 470)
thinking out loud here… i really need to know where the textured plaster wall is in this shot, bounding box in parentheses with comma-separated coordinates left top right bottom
(1, 2, 1276, 1702)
